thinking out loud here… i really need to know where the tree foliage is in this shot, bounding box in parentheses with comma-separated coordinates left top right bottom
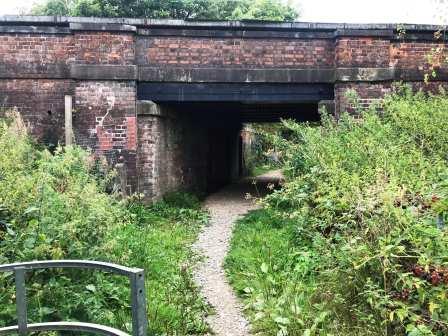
(31, 0, 299, 21)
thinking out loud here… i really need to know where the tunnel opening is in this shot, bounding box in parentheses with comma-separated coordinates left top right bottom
(137, 83, 333, 200)
(161, 101, 321, 192)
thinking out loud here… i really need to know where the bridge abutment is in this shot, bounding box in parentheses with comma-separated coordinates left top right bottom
(136, 101, 209, 200)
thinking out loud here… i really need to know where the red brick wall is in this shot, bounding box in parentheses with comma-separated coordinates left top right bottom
(335, 38, 448, 114)
(0, 34, 74, 76)
(0, 29, 138, 190)
(336, 38, 390, 67)
(335, 83, 392, 114)
(0, 32, 135, 72)
(390, 42, 448, 70)
(138, 37, 334, 68)
(0, 79, 73, 146)
(74, 80, 137, 189)
(2, 25, 448, 196)
(73, 81, 136, 152)
(335, 38, 448, 71)
(74, 32, 135, 65)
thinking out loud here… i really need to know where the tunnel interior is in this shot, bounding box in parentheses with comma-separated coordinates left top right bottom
(175, 102, 320, 192)
(137, 83, 333, 198)
(140, 101, 322, 196)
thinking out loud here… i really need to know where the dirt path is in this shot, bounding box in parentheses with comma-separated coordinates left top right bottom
(193, 171, 283, 336)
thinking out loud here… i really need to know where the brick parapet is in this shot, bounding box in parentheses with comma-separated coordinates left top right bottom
(0, 16, 447, 82)
(137, 37, 334, 69)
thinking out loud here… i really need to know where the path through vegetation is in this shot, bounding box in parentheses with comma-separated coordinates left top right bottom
(193, 171, 283, 335)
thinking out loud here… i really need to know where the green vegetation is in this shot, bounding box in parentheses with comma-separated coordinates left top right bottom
(244, 123, 285, 177)
(251, 164, 276, 177)
(0, 113, 210, 334)
(226, 209, 315, 335)
(31, 0, 299, 21)
(226, 86, 448, 335)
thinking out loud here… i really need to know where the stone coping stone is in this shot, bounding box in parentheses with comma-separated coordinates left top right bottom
(0, 15, 442, 34)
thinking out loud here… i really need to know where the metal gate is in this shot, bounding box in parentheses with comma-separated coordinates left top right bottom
(0, 260, 147, 336)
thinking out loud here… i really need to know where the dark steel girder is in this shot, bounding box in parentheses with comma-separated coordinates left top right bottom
(137, 83, 334, 103)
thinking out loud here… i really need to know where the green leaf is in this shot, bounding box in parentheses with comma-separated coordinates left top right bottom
(24, 206, 39, 215)
(260, 262, 268, 273)
(6, 226, 15, 236)
(397, 308, 408, 322)
(254, 312, 264, 321)
(23, 237, 35, 249)
(276, 329, 288, 336)
(39, 307, 56, 316)
(274, 317, 290, 325)
(428, 302, 439, 315)
(243, 287, 253, 294)
(85, 284, 96, 293)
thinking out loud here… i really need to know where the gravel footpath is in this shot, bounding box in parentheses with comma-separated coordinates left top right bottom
(193, 171, 283, 336)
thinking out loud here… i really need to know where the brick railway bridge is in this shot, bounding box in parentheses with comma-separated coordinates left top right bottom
(0, 16, 447, 200)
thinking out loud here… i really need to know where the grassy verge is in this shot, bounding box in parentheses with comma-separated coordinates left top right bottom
(113, 196, 211, 334)
(225, 210, 321, 336)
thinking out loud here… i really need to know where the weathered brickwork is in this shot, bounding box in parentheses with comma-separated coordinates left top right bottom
(390, 42, 448, 70)
(0, 34, 74, 77)
(74, 81, 137, 189)
(0, 29, 137, 188)
(336, 38, 390, 67)
(335, 81, 448, 114)
(136, 114, 156, 198)
(137, 37, 334, 68)
(74, 32, 135, 65)
(335, 83, 392, 114)
(410, 81, 448, 93)
(0, 32, 135, 76)
(137, 109, 207, 200)
(74, 81, 135, 148)
(0, 79, 73, 145)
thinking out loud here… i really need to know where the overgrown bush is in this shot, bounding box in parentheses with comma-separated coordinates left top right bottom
(0, 113, 210, 334)
(227, 86, 448, 335)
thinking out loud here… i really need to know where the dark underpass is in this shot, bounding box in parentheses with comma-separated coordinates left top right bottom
(136, 83, 333, 200)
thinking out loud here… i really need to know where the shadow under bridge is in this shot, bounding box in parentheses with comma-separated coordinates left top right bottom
(136, 82, 334, 199)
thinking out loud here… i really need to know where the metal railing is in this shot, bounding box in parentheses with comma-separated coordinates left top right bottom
(0, 260, 148, 336)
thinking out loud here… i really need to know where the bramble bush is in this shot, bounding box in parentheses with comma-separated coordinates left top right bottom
(226, 85, 448, 335)
(0, 112, 210, 334)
